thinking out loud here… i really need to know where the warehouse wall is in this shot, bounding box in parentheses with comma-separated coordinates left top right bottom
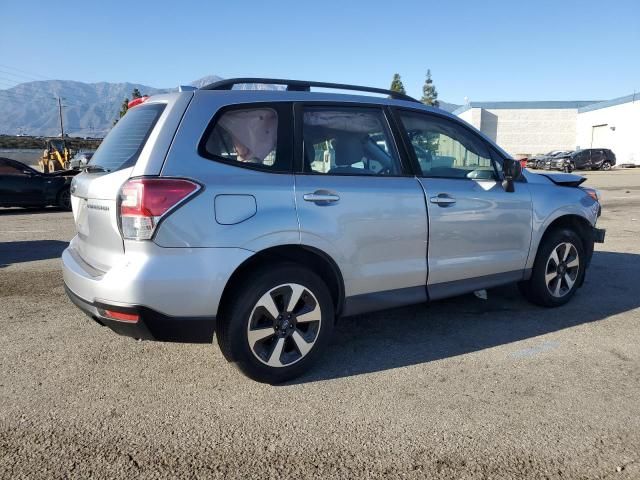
(480, 108, 577, 158)
(457, 108, 481, 130)
(576, 100, 640, 166)
(456, 107, 578, 158)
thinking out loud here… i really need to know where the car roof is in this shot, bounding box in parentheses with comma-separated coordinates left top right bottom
(147, 89, 513, 160)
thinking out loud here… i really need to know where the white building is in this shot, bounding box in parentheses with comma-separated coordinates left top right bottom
(454, 94, 640, 165)
(575, 95, 640, 166)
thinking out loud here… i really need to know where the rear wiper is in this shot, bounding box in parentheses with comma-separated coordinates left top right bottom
(84, 165, 110, 173)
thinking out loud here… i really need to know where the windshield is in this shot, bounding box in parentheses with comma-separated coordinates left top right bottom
(88, 103, 165, 172)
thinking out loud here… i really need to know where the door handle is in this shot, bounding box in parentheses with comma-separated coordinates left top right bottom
(303, 190, 340, 205)
(430, 194, 456, 206)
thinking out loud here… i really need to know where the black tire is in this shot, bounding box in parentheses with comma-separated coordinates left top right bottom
(217, 263, 335, 383)
(57, 188, 71, 210)
(519, 228, 585, 307)
(48, 160, 56, 172)
(41, 162, 49, 173)
(600, 161, 612, 171)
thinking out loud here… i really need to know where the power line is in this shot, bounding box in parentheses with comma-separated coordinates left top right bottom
(0, 69, 49, 83)
(0, 63, 50, 80)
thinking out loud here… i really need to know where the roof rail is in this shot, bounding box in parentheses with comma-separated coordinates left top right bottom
(200, 77, 420, 103)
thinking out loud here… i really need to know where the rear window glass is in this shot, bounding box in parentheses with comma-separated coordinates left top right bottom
(88, 103, 165, 172)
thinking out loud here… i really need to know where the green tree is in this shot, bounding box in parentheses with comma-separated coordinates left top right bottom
(420, 69, 439, 107)
(114, 89, 145, 125)
(389, 73, 406, 95)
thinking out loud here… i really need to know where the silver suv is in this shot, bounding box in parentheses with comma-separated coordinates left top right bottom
(63, 78, 605, 383)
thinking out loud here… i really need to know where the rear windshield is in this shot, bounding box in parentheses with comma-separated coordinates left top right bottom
(88, 103, 165, 172)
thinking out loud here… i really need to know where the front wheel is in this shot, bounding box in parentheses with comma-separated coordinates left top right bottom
(519, 228, 585, 307)
(48, 160, 57, 172)
(217, 264, 335, 383)
(600, 161, 612, 171)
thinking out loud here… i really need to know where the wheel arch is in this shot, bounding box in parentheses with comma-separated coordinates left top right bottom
(531, 214, 595, 277)
(217, 244, 345, 321)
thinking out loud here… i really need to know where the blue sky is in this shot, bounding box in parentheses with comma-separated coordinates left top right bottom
(1, 0, 638, 104)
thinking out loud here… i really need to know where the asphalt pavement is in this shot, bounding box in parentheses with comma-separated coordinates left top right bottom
(1, 170, 639, 479)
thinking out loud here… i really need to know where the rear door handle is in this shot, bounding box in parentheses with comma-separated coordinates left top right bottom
(430, 194, 456, 206)
(303, 190, 340, 205)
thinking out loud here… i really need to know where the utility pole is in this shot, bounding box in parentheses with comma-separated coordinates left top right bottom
(57, 97, 65, 138)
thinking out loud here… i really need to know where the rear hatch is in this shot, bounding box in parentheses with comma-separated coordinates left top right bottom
(70, 99, 179, 272)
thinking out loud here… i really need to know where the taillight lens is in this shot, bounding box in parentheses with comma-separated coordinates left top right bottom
(119, 178, 200, 240)
(581, 187, 600, 202)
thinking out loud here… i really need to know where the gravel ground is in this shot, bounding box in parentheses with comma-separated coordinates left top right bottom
(1, 170, 639, 479)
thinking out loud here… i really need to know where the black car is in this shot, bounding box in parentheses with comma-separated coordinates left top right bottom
(527, 150, 570, 169)
(0, 158, 78, 210)
(549, 149, 616, 172)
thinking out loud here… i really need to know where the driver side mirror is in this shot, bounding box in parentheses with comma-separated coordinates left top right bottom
(502, 159, 522, 193)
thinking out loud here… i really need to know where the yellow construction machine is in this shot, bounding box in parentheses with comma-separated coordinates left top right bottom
(39, 138, 73, 172)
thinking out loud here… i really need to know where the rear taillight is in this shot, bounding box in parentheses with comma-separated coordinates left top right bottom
(118, 178, 200, 240)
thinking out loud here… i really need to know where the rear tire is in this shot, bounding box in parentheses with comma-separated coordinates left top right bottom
(519, 228, 585, 307)
(216, 263, 335, 383)
(57, 188, 71, 211)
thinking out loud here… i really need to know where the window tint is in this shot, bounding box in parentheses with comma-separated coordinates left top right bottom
(302, 107, 401, 175)
(89, 103, 165, 172)
(399, 111, 495, 180)
(0, 162, 23, 175)
(203, 108, 280, 170)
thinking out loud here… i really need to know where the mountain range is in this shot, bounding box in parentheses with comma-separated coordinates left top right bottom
(0, 76, 459, 137)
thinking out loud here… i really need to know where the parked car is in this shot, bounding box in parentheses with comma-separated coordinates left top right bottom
(527, 151, 567, 169)
(0, 157, 77, 210)
(548, 149, 616, 172)
(62, 78, 605, 383)
(69, 151, 95, 170)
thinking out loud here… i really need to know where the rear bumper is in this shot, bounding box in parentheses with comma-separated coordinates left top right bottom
(65, 285, 215, 342)
(62, 238, 254, 341)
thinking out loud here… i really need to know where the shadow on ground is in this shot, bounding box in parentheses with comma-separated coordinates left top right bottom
(0, 207, 64, 216)
(290, 250, 640, 384)
(0, 240, 68, 267)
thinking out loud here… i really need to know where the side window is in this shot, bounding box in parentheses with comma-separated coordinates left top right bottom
(0, 163, 24, 175)
(302, 106, 401, 175)
(399, 111, 496, 180)
(202, 107, 282, 171)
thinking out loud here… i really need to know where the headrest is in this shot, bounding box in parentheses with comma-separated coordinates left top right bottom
(333, 136, 364, 166)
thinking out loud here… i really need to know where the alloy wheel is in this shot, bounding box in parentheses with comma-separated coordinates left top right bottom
(247, 283, 322, 367)
(545, 242, 580, 298)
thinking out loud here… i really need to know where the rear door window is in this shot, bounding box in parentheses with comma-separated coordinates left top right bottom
(88, 103, 165, 172)
(301, 106, 402, 175)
